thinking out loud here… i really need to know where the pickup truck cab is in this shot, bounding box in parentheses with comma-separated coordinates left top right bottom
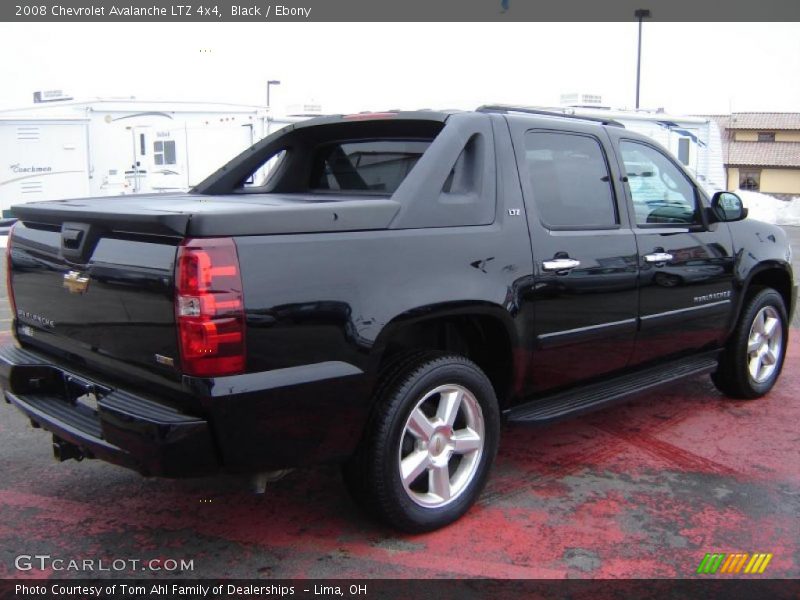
(2, 106, 796, 531)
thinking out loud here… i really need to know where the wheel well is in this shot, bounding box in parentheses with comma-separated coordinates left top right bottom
(379, 315, 513, 406)
(746, 268, 793, 313)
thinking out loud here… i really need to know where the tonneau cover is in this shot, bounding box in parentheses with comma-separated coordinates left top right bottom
(12, 193, 401, 237)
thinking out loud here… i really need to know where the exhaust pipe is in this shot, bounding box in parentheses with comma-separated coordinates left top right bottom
(52, 436, 84, 462)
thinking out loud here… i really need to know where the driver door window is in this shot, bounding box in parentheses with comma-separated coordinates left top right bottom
(620, 141, 698, 226)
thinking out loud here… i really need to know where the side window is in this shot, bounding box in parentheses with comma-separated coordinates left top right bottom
(524, 131, 617, 229)
(677, 137, 690, 165)
(619, 141, 698, 226)
(154, 140, 177, 166)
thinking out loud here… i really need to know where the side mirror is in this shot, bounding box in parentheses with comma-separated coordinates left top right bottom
(710, 191, 748, 222)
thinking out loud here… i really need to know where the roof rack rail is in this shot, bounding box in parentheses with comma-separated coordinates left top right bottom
(476, 104, 625, 128)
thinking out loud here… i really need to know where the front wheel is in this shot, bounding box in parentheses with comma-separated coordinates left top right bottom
(712, 288, 789, 399)
(343, 354, 500, 532)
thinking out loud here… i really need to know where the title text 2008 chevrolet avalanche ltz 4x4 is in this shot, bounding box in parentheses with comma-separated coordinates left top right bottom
(2, 106, 796, 531)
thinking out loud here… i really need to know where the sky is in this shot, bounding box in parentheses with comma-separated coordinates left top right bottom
(0, 22, 798, 116)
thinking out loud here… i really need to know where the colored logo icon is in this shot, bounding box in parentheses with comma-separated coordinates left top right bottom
(696, 553, 773, 575)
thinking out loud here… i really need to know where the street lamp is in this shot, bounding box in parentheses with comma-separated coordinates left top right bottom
(267, 80, 281, 109)
(634, 9, 651, 110)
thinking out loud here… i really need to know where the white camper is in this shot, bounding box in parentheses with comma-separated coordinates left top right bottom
(0, 99, 316, 216)
(0, 115, 91, 216)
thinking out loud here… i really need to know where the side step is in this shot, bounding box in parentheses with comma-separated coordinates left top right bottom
(506, 353, 719, 425)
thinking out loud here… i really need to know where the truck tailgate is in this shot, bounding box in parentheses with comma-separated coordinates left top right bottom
(8, 221, 180, 381)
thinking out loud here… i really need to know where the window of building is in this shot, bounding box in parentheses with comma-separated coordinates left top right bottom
(739, 169, 761, 191)
(677, 137, 690, 166)
(524, 131, 617, 229)
(757, 132, 775, 142)
(619, 141, 698, 226)
(154, 140, 176, 165)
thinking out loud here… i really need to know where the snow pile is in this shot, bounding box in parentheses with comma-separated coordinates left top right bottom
(737, 190, 800, 227)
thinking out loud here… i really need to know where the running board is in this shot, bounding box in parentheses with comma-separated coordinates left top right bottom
(506, 353, 720, 425)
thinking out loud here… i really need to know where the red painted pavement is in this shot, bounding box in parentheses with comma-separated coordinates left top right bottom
(0, 330, 797, 579)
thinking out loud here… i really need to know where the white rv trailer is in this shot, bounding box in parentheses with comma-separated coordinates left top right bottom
(0, 99, 316, 217)
(0, 114, 92, 215)
(539, 105, 727, 193)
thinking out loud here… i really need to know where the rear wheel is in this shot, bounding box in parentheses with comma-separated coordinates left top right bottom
(712, 288, 788, 399)
(343, 354, 500, 532)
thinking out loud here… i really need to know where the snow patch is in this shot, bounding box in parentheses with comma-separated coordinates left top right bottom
(735, 190, 800, 227)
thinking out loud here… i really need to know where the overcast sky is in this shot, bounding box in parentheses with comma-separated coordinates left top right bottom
(0, 22, 798, 115)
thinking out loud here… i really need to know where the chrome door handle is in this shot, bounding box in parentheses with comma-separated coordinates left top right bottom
(542, 258, 581, 271)
(644, 252, 673, 263)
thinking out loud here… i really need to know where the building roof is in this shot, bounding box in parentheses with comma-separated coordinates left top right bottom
(727, 142, 800, 168)
(700, 113, 800, 168)
(716, 112, 800, 131)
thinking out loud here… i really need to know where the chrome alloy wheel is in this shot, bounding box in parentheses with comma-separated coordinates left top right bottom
(747, 305, 783, 383)
(398, 384, 485, 508)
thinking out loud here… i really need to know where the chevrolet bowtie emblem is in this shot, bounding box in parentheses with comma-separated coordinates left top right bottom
(63, 271, 90, 294)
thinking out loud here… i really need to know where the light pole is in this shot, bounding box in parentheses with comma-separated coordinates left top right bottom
(267, 80, 281, 109)
(634, 9, 651, 110)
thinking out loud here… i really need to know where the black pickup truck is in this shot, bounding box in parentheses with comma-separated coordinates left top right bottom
(2, 107, 796, 532)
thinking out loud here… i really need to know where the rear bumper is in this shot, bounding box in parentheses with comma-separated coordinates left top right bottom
(0, 345, 219, 477)
(1, 343, 371, 476)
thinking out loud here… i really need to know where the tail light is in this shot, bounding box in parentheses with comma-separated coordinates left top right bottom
(5, 224, 17, 317)
(175, 238, 246, 377)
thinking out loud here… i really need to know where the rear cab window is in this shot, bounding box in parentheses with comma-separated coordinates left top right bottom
(309, 140, 431, 194)
(222, 118, 445, 197)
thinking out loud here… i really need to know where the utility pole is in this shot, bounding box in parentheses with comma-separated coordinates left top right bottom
(634, 9, 651, 110)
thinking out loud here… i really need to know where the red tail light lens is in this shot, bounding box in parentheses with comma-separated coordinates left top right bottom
(6, 224, 17, 317)
(176, 238, 245, 377)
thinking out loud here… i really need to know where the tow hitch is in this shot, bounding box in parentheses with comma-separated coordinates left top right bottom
(52, 436, 85, 462)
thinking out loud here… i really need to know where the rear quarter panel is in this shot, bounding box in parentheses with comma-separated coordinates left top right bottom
(225, 213, 534, 467)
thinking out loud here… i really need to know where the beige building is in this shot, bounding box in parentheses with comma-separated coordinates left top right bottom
(710, 113, 800, 198)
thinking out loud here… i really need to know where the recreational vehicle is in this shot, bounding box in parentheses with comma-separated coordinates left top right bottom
(0, 98, 315, 217)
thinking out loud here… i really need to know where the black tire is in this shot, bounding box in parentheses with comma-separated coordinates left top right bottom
(342, 354, 500, 532)
(712, 288, 789, 399)
(341, 350, 438, 520)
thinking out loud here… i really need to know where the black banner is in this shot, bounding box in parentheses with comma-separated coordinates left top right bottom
(2, 579, 800, 600)
(2, 0, 800, 22)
